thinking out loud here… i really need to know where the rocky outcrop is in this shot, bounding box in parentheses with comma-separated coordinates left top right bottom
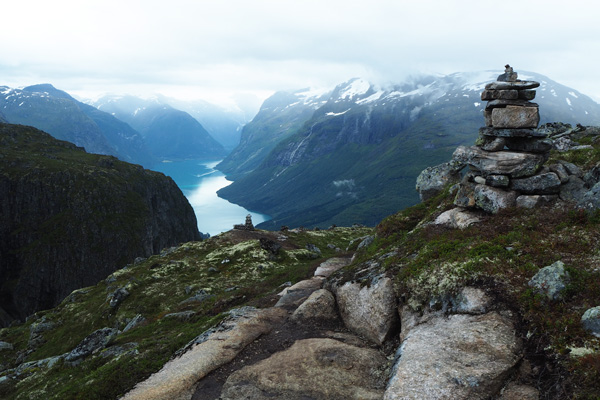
(386, 310, 522, 400)
(334, 276, 399, 345)
(0, 123, 201, 326)
(220, 338, 387, 400)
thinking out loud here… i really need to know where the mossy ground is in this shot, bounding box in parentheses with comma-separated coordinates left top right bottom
(0, 226, 370, 400)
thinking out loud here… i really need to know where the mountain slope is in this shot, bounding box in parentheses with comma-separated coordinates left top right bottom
(0, 84, 156, 167)
(217, 88, 330, 179)
(93, 95, 227, 160)
(0, 123, 200, 327)
(218, 71, 600, 229)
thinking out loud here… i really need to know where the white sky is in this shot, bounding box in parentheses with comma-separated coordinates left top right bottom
(2, 0, 599, 107)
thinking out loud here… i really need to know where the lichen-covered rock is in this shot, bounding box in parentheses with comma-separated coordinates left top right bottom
(385, 311, 522, 400)
(220, 338, 387, 400)
(434, 208, 482, 229)
(108, 287, 130, 309)
(516, 195, 558, 209)
(491, 106, 540, 129)
(474, 185, 517, 214)
(559, 176, 587, 202)
(334, 276, 398, 345)
(416, 161, 464, 201)
(450, 287, 492, 314)
(510, 172, 562, 195)
(528, 261, 570, 301)
(0, 340, 13, 351)
(65, 327, 118, 362)
(577, 182, 600, 211)
(453, 146, 544, 178)
(291, 289, 338, 323)
(581, 306, 600, 337)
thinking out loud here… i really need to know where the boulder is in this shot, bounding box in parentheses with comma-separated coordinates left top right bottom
(485, 81, 540, 90)
(485, 174, 510, 188)
(479, 127, 547, 138)
(259, 238, 282, 255)
(474, 185, 517, 214)
(510, 172, 562, 195)
(314, 257, 351, 278)
(453, 146, 544, 178)
(480, 137, 506, 152)
(122, 314, 146, 333)
(434, 208, 483, 229)
(559, 160, 583, 177)
(548, 163, 570, 183)
(0, 341, 13, 351)
(65, 327, 118, 362)
(276, 277, 323, 308)
(559, 176, 587, 202)
(581, 306, 600, 337)
(334, 276, 398, 345)
(220, 338, 387, 400)
(518, 90, 536, 101)
(583, 162, 600, 187)
(528, 261, 570, 301)
(516, 195, 558, 209)
(450, 287, 492, 314)
(108, 287, 130, 309)
(122, 307, 287, 400)
(491, 106, 540, 129)
(385, 311, 522, 400)
(505, 137, 552, 153)
(416, 161, 464, 201)
(454, 179, 477, 208)
(291, 289, 339, 323)
(481, 90, 518, 101)
(577, 182, 600, 211)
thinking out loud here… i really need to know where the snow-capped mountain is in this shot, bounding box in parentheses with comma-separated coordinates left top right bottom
(0, 84, 156, 167)
(217, 71, 600, 229)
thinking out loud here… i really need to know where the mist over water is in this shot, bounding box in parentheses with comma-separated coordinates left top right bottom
(151, 160, 270, 236)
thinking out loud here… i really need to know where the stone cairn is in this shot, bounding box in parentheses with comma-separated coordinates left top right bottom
(234, 214, 255, 231)
(451, 65, 582, 213)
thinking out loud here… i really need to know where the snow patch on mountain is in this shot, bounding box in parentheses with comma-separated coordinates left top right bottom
(356, 90, 384, 105)
(339, 79, 370, 100)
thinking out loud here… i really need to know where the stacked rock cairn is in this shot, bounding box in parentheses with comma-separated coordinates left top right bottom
(452, 65, 582, 212)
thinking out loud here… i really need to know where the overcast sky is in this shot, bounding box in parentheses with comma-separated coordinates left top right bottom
(2, 0, 599, 107)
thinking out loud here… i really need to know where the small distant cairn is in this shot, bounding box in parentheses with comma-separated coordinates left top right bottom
(450, 65, 583, 212)
(234, 214, 255, 231)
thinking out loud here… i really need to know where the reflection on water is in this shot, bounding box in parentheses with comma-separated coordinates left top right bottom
(152, 160, 270, 236)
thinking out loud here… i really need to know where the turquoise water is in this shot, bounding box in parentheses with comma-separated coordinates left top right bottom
(151, 160, 270, 236)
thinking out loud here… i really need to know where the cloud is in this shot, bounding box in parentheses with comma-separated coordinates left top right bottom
(2, 0, 600, 104)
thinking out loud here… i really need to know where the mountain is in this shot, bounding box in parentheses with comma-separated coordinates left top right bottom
(92, 95, 227, 160)
(217, 88, 330, 179)
(1, 124, 599, 398)
(0, 84, 156, 167)
(217, 71, 600, 229)
(161, 96, 258, 152)
(0, 122, 201, 327)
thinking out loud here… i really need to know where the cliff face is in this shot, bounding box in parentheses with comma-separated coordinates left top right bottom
(0, 123, 200, 326)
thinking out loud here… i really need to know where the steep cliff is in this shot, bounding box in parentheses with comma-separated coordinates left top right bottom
(0, 123, 201, 326)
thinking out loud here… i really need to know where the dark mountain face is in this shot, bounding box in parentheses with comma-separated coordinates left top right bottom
(93, 95, 227, 161)
(0, 123, 201, 327)
(217, 72, 600, 229)
(0, 84, 156, 167)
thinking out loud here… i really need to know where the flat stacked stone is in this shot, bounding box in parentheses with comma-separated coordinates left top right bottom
(452, 65, 573, 213)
